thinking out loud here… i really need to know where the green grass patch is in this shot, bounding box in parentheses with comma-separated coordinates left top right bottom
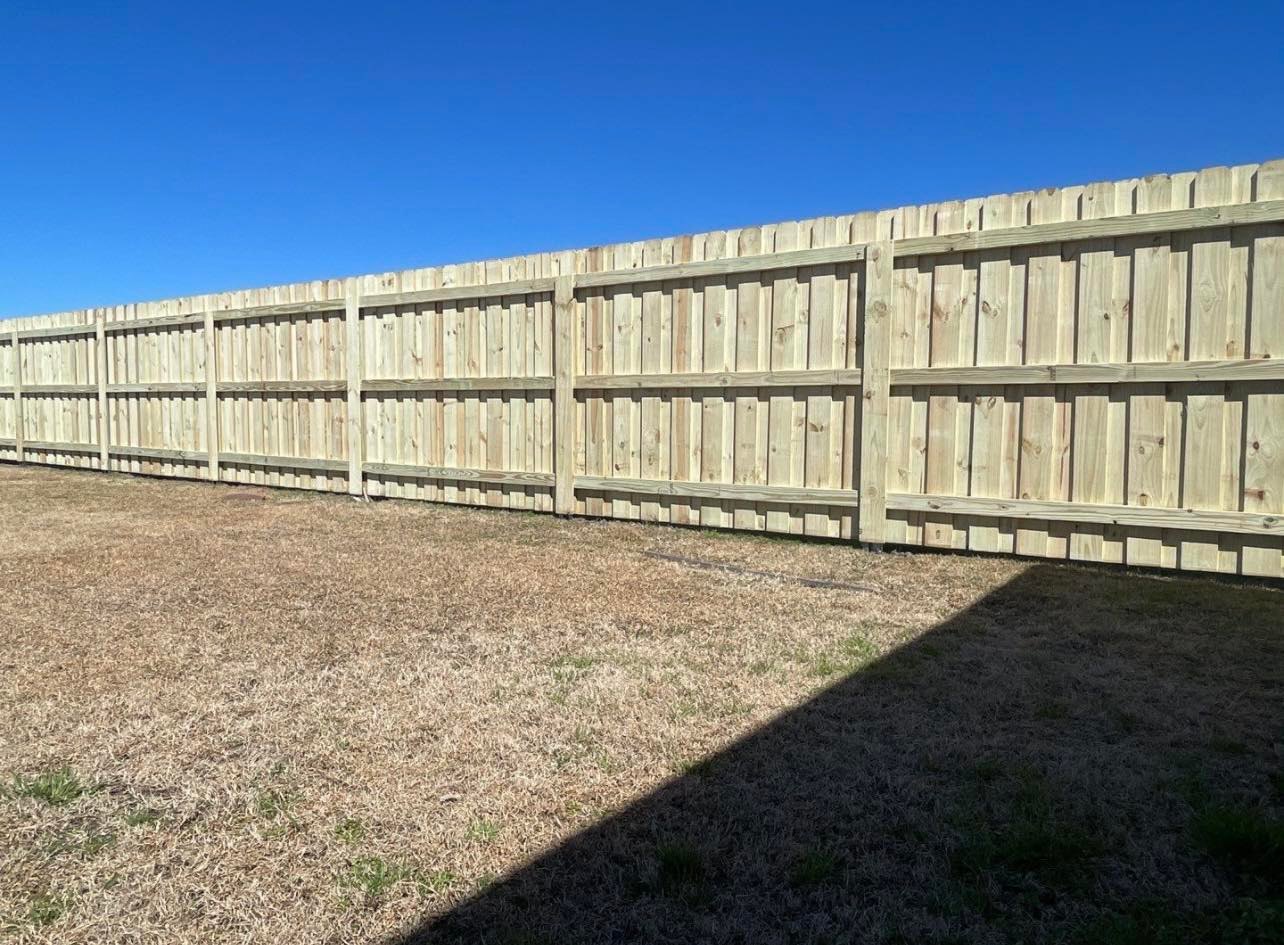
(415, 868, 458, 897)
(951, 771, 1105, 894)
(549, 654, 595, 684)
(809, 630, 879, 679)
(81, 831, 116, 856)
(466, 819, 501, 843)
(6, 893, 72, 930)
(1075, 898, 1284, 945)
(1190, 805, 1284, 888)
(789, 848, 841, 888)
(9, 766, 91, 806)
(255, 788, 297, 821)
(124, 808, 162, 828)
(1034, 700, 1071, 721)
(655, 841, 706, 902)
(340, 856, 414, 899)
(1208, 736, 1251, 757)
(44, 829, 115, 859)
(334, 816, 365, 845)
(676, 757, 716, 779)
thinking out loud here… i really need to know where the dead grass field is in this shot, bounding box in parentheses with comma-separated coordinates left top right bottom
(1, 465, 1281, 944)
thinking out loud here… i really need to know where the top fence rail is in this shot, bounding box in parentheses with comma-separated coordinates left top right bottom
(7, 198, 1283, 342)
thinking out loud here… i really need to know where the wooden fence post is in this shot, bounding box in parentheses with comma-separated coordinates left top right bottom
(858, 240, 894, 548)
(553, 275, 577, 514)
(203, 308, 219, 482)
(95, 313, 109, 469)
(344, 280, 364, 496)
(10, 330, 23, 464)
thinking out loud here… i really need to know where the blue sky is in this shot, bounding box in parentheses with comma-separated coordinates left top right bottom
(1, 1, 1281, 318)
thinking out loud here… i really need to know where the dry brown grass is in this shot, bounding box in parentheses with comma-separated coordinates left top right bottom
(1, 465, 1281, 944)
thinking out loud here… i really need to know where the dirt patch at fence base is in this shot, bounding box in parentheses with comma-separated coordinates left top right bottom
(1, 465, 1281, 944)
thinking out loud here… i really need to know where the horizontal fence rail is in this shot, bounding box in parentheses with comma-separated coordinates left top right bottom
(3, 159, 1284, 578)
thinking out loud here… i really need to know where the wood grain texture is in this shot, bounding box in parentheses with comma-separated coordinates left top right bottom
(344, 281, 363, 496)
(5, 158, 1283, 576)
(553, 275, 577, 514)
(858, 241, 893, 544)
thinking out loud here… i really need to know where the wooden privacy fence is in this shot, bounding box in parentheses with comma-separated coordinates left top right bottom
(2, 158, 1283, 577)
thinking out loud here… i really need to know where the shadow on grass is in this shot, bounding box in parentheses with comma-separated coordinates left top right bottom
(392, 564, 1284, 945)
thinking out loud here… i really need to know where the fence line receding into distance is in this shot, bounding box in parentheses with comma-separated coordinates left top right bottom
(2, 159, 1283, 577)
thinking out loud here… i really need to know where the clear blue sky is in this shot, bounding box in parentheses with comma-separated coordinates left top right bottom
(2, 0, 1281, 319)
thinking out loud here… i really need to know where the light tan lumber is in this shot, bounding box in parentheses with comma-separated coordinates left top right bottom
(575, 475, 859, 508)
(888, 493, 1280, 536)
(220, 451, 347, 474)
(344, 281, 363, 496)
(364, 277, 555, 309)
(967, 189, 1018, 553)
(23, 439, 98, 455)
(9, 331, 22, 462)
(203, 309, 219, 482)
(922, 202, 966, 550)
(102, 313, 205, 334)
(107, 382, 205, 395)
(576, 368, 863, 390)
(14, 323, 98, 341)
(212, 299, 345, 322)
(109, 445, 208, 463)
(890, 358, 1284, 385)
(639, 243, 666, 523)
(892, 199, 1284, 257)
(1242, 159, 1284, 576)
(553, 275, 577, 514)
(699, 232, 733, 529)
(574, 242, 869, 289)
(95, 315, 109, 467)
(19, 384, 97, 395)
(217, 379, 348, 394)
(858, 241, 894, 544)
(6, 160, 1284, 579)
(732, 226, 766, 532)
(363, 461, 555, 487)
(360, 376, 554, 393)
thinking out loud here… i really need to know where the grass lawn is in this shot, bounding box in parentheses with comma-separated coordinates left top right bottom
(1, 465, 1281, 944)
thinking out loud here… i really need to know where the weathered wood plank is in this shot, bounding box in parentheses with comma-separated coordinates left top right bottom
(858, 241, 894, 545)
(10, 330, 23, 462)
(575, 474, 860, 508)
(17, 384, 97, 395)
(576, 368, 863, 390)
(220, 451, 346, 473)
(217, 379, 348, 394)
(889, 493, 1281, 536)
(360, 376, 554, 393)
(575, 242, 869, 289)
(344, 281, 363, 496)
(553, 275, 577, 514)
(893, 199, 1284, 257)
(204, 310, 219, 482)
(890, 358, 1284, 385)
(13, 323, 98, 341)
(364, 277, 555, 309)
(105, 382, 205, 395)
(364, 461, 555, 487)
(102, 313, 206, 334)
(23, 439, 98, 455)
(95, 315, 109, 467)
(109, 444, 208, 463)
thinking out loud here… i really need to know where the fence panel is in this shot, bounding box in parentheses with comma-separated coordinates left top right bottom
(2, 158, 1282, 577)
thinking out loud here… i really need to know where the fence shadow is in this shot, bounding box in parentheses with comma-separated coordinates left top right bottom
(391, 563, 1283, 944)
